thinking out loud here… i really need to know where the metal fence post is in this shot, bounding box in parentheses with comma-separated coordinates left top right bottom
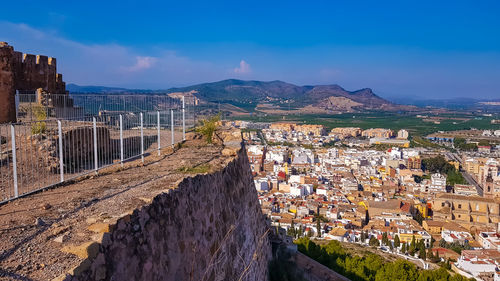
(120, 114, 124, 167)
(182, 96, 185, 141)
(157, 111, 161, 156)
(171, 109, 174, 148)
(140, 112, 144, 163)
(93, 117, 98, 173)
(193, 102, 196, 129)
(15, 90, 20, 120)
(10, 125, 18, 198)
(57, 120, 64, 182)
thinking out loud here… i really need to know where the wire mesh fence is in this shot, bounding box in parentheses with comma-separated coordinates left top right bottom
(0, 93, 200, 204)
(16, 92, 195, 121)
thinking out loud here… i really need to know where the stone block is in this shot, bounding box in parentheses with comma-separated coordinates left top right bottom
(88, 223, 115, 233)
(61, 242, 100, 259)
(68, 259, 92, 276)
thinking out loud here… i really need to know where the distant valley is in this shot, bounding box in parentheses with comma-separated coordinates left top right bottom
(67, 79, 500, 115)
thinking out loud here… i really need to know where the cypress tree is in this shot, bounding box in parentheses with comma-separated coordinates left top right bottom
(419, 245, 426, 260)
(394, 234, 401, 248)
(409, 235, 416, 255)
(382, 232, 389, 246)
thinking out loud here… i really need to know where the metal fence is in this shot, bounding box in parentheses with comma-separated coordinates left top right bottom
(0, 95, 196, 204)
(16, 92, 197, 121)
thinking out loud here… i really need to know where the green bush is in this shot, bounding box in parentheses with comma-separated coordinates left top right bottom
(422, 156, 466, 186)
(31, 104, 47, 135)
(195, 113, 220, 144)
(454, 138, 477, 151)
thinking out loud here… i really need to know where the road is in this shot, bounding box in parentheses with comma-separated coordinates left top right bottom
(352, 243, 431, 269)
(446, 152, 483, 196)
(378, 247, 430, 269)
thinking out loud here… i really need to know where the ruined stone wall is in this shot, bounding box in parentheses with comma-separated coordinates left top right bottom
(0, 42, 16, 123)
(11, 51, 66, 94)
(65, 145, 272, 281)
(293, 252, 350, 281)
(0, 42, 68, 123)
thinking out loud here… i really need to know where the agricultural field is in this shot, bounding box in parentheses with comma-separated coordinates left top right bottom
(230, 112, 500, 136)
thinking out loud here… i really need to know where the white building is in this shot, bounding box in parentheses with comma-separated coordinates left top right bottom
(457, 250, 500, 280)
(248, 145, 264, 155)
(289, 175, 303, 184)
(397, 129, 409, 139)
(254, 179, 269, 192)
(316, 187, 328, 196)
(477, 232, 500, 251)
(441, 229, 473, 245)
(430, 173, 447, 191)
(266, 149, 287, 164)
(290, 185, 305, 197)
(402, 149, 420, 159)
(389, 147, 402, 159)
(290, 184, 313, 197)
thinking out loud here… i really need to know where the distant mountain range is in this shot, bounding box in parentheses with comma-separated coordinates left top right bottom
(68, 79, 414, 113)
(389, 96, 500, 110)
(67, 84, 149, 93)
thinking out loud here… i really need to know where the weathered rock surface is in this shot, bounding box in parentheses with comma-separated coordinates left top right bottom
(62, 145, 271, 281)
(0, 42, 16, 123)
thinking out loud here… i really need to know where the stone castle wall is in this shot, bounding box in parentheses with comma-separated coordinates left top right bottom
(0, 42, 68, 123)
(63, 145, 272, 281)
(0, 42, 16, 123)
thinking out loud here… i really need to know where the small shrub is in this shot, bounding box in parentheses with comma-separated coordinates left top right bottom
(176, 142, 183, 150)
(31, 104, 47, 135)
(195, 114, 221, 144)
(177, 164, 211, 174)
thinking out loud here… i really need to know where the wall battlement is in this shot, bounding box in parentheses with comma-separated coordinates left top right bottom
(48, 57, 56, 66)
(0, 42, 68, 123)
(13, 52, 57, 66)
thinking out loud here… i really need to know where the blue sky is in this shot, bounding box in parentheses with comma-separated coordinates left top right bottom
(1, 0, 500, 99)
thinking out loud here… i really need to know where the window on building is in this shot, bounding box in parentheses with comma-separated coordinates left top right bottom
(476, 204, 479, 211)
(458, 204, 462, 209)
(441, 203, 445, 207)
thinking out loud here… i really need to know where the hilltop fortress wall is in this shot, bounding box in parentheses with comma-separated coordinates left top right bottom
(62, 145, 272, 281)
(0, 42, 68, 123)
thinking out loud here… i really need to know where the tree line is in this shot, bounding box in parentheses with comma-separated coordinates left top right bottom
(295, 238, 474, 281)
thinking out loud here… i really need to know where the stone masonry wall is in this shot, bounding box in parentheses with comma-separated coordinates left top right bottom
(293, 252, 350, 281)
(63, 144, 272, 281)
(0, 42, 16, 123)
(0, 42, 68, 123)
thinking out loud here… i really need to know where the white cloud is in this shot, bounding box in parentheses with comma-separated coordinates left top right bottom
(0, 21, 225, 88)
(123, 56, 157, 72)
(233, 60, 251, 74)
